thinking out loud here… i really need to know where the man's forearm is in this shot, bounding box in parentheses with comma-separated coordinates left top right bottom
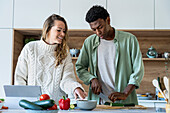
(123, 84, 136, 97)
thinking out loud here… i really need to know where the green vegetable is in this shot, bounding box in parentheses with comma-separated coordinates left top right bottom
(70, 104, 75, 109)
(19, 99, 43, 110)
(33, 99, 55, 109)
(110, 103, 124, 106)
(0, 99, 5, 102)
(104, 102, 135, 107)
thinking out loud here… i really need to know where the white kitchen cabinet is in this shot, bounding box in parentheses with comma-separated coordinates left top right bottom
(0, 0, 13, 28)
(0, 29, 13, 97)
(155, 0, 170, 29)
(14, 0, 59, 28)
(60, 0, 106, 29)
(107, 0, 154, 29)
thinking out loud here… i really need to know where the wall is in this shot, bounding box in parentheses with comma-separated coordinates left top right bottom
(0, 0, 13, 97)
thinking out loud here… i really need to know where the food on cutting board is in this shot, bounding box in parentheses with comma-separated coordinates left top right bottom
(48, 104, 58, 110)
(19, 99, 44, 110)
(104, 102, 135, 107)
(19, 94, 57, 110)
(70, 104, 75, 109)
(33, 99, 55, 109)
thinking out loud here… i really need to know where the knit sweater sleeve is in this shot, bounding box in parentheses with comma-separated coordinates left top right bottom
(14, 44, 29, 85)
(60, 53, 84, 96)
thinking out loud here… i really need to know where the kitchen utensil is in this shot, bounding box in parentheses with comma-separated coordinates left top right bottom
(168, 78, 170, 104)
(99, 93, 112, 103)
(164, 76, 169, 92)
(152, 79, 167, 100)
(77, 100, 97, 110)
(164, 90, 168, 99)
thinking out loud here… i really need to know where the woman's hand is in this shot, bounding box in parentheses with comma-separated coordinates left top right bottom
(74, 87, 87, 99)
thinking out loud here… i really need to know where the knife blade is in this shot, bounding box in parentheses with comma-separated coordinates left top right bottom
(99, 93, 112, 103)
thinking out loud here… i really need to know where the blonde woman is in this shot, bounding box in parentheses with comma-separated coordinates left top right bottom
(14, 14, 87, 104)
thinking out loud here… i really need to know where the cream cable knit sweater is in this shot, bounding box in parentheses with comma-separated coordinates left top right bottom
(14, 39, 83, 104)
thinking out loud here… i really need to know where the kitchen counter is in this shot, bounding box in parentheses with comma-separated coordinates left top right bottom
(138, 100, 167, 108)
(0, 107, 166, 113)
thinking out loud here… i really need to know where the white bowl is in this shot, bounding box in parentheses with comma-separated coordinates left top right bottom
(77, 100, 97, 110)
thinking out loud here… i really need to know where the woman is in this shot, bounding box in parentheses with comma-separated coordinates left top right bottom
(14, 14, 87, 104)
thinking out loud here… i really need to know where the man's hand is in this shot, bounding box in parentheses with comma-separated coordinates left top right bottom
(108, 84, 136, 102)
(74, 87, 87, 99)
(90, 78, 102, 95)
(108, 92, 128, 102)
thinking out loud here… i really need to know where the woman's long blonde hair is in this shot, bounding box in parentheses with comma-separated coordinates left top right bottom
(42, 14, 69, 66)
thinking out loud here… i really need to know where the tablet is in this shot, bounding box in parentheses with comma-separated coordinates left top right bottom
(4, 85, 42, 97)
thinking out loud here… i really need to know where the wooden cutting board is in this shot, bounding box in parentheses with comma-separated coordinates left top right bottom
(96, 105, 147, 109)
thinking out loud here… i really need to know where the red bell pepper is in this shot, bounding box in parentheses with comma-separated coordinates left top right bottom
(59, 96, 70, 110)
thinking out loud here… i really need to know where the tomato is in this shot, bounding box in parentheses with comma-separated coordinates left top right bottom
(39, 94, 50, 101)
(48, 104, 57, 110)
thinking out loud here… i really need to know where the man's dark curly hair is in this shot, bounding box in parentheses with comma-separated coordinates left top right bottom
(85, 5, 109, 23)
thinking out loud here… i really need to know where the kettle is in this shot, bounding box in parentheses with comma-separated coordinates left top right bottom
(146, 46, 158, 58)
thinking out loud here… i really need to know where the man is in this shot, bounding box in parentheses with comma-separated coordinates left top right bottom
(76, 5, 144, 105)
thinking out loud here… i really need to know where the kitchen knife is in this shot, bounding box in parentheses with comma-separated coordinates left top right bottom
(99, 93, 112, 103)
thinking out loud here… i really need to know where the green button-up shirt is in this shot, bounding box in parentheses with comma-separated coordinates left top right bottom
(76, 30, 144, 105)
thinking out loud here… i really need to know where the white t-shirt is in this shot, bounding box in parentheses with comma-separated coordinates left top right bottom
(97, 38, 116, 102)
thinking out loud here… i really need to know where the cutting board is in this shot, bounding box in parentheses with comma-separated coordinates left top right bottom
(96, 105, 147, 109)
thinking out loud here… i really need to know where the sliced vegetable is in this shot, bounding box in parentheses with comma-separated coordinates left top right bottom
(70, 104, 75, 109)
(104, 102, 135, 107)
(19, 99, 43, 110)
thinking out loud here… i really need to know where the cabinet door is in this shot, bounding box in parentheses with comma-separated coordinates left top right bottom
(0, 29, 13, 97)
(107, 0, 154, 29)
(14, 0, 59, 28)
(0, 0, 13, 28)
(155, 0, 170, 29)
(60, 0, 106, 29)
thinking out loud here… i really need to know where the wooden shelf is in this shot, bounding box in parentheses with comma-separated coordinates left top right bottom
(72, 57, 78, 60)
(142, 58, 167, 61)
(72, 57, 168, 61)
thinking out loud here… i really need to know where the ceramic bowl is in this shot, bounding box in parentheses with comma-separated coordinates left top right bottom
(77, 100, 97, 110)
